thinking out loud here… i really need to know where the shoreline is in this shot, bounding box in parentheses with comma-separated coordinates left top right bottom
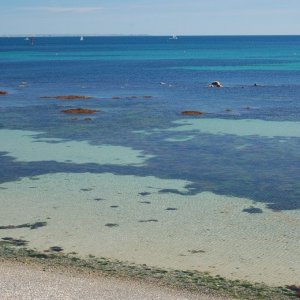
(0, 245, 297, 299)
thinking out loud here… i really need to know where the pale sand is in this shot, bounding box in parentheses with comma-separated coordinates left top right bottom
(0, 260, 230, 300)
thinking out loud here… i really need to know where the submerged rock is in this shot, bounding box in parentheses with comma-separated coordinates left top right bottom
(62, 108, 100, 114)
(209, 81, 223, 88)
(242, 206, 263, 214)
(50, 246, 63, 252)
(0, 222, 47, 230)
(181, 111, 205, 116)
(1, 237, 28, 246)
(138, 219, 158, 223)
(105, 223, 119, 227)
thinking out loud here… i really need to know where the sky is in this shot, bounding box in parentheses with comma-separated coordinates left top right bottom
(1, 0, 300, 36)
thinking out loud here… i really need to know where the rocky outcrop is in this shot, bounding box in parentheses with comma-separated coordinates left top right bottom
(181, 111, 205, 116)
(209, 81, 223, 88)
(0, 90, 7, 95)
(62, 108, 100, 114)
(41, 95, 92, 100)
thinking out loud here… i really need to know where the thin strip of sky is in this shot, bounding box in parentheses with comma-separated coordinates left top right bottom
(1, 0, 300, 35)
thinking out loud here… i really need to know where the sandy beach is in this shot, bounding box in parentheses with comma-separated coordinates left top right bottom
(0, 260, 230, 300)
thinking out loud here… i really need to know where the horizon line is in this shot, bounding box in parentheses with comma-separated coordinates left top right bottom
(1, 34, 300, 38)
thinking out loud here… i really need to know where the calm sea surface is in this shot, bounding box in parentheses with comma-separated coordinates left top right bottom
(0, 36, 299, 285)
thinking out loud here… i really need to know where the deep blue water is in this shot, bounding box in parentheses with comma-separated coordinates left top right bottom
(0, 36, 300, 210)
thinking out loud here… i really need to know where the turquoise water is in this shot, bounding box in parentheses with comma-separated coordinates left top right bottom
(0, 36, 299, 285)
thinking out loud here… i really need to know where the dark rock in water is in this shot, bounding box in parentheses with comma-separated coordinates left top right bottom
(188, 249, 206, 254)
(94, 198, 105, 201)
(165, 207, 177, 211)
(242, 206, 263, 214)
(181, 111, 205, 116)
(62, 108, 100, 114)
(138, 219, 158, 223)
(209, 81, 223, 88)
(138, 192, 151, 196)
(84, 118, 92, 121)
(105, 223, 119, 227)
(110, 205, 119, 208)
(224, 108, 232, 112)
(140, 201, 151, 204)
(29, 222, 47, 230)
(50, 246, 63, 252)
(41, 95, 92, 100)
(0, 225, 17, 229)
(2, 237, 14, 241)
(0, 90, 7, 95)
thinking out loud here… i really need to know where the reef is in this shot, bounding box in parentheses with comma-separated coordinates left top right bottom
(181, 111, 205, 116)
(41, 95, 92, 100)
(62, 108, 100, 114)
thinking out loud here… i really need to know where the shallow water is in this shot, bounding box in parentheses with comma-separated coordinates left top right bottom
(0, 36, 299, 285)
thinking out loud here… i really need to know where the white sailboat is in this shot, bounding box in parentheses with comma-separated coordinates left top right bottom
(80, 36, 84, 41)
(169, 34, 178, 40)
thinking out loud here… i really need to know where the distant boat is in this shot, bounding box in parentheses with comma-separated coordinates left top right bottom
(169, 34, 178, 40)
(80, 36, 84, 41)
(25, 37, 29, 41)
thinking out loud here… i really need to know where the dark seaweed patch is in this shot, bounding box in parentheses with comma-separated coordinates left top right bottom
(138, 192, 151, 196)
(159, 189, 190, 195)
(0, 222, 47, 230)
(94, 198, 105, 201)
(188, 249, 206, 254)
(165, 207, 177, 211)
(80, 188, 93, 192)
(50, 246, 63, 252)
(242, 207, 263, 214)
(1, 237, 28, 246)
(105, 223, 119, 227)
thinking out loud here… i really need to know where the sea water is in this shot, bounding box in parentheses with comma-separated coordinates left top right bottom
(0, 36, 299, 285)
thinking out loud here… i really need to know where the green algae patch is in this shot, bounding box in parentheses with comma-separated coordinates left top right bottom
(0, 245, 296, 300)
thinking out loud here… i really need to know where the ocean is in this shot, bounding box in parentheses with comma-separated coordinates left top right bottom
(0, 36, 299, 285)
